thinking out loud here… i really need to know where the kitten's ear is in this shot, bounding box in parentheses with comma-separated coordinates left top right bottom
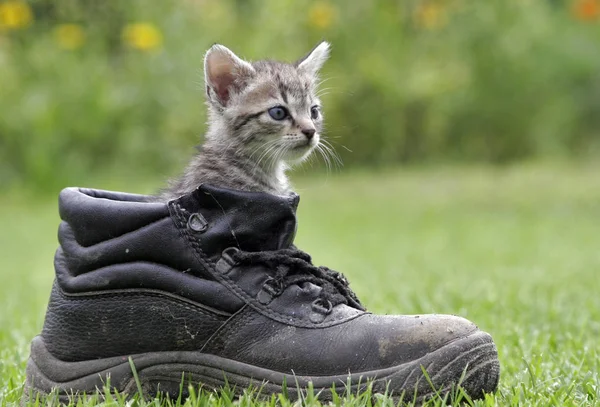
(204, 44, 255, 106)
(295, 41, 330, 77)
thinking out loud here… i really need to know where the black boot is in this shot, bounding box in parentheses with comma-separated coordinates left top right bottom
(25, 185, 499, 403)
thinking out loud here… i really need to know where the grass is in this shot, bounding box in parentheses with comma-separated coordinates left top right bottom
(1, 163, 599, 406)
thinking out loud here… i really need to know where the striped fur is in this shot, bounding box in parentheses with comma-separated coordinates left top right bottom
(161, 42, 331, 200)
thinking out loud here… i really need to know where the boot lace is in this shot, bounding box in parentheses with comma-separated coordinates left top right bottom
(230, 248, 365, 312)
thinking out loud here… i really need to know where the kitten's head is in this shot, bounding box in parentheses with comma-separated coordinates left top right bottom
(203, 42, 330, 168)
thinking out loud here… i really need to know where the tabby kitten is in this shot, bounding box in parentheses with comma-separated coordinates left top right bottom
(161, 42, 334, 200)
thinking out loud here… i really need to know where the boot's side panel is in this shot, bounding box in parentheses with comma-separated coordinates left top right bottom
(41, 283, 228, 361)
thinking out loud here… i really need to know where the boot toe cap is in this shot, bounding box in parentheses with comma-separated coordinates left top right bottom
(366, 313, 480, 366)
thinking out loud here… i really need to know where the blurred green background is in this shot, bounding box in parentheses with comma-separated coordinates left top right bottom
(2, 2, 600, 404)
(1, 0, 600, 193)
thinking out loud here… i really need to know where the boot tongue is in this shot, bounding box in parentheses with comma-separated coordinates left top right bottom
(175, 184, 299, 259)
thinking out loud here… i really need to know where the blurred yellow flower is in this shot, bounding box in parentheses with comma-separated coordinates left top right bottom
(415, 2, 448, 30)
(0, 1, 32, 31)
(54, 24, 85, 50)
(308, 2, 336, 30)
(122, 23, 162, 51)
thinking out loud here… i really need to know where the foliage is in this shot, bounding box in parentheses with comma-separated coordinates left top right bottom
(1, 0, 600, 191)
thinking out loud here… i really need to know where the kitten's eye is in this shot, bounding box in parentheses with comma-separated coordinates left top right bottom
(310, 106, 320, 120)
(268, 106, 288, 121)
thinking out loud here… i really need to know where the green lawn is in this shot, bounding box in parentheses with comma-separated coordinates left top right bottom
(1, 164, 599, 406)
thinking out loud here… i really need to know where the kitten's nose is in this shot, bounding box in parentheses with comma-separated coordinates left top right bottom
(302, 128, 316, 139)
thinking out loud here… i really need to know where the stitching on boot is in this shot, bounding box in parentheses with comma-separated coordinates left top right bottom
(56, 286, 229, 319)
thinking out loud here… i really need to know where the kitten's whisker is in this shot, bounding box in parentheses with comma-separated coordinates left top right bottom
(324, 146, 335, 172)
(316, 146, 329, 173)
(320, 139, 344, 168)
(305, 152, 316, 169)
(254, 142, 280, 172)
(263, 145, 282, 171)
(316, 91, 333, 98)
(315, 76, 335, 88)
(262, 141, 288, 175)
(248, 139, 279, 162)
(250, 139, 280, 165)
(326, 141, 344, 167)
(262, 147, 279, 174)
(274, 145, 290, 172)
(318, 144, 340, 172)
(316, 144, 332, 173)
(273, 145, 287, 169)
(316, 87, 334, 94)
(323, 137, 353, 154)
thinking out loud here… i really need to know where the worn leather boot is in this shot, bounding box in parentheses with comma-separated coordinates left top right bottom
(25, 185, 500, 403)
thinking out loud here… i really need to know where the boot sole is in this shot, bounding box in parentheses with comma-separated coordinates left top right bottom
(23, 330, 499, 404)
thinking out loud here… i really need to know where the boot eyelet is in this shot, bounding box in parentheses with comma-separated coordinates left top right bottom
(221, 247, 240, 265)
(311, 298, 333, 315)
(188, 213, 208, 233)
(257, 277, 283, 305)
(216, 247, 240, 274)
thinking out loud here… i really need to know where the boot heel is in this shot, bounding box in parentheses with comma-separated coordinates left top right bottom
(24, 336, 136, 401)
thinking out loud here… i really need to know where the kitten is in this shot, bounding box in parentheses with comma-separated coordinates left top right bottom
(161, 42, 333, 201)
